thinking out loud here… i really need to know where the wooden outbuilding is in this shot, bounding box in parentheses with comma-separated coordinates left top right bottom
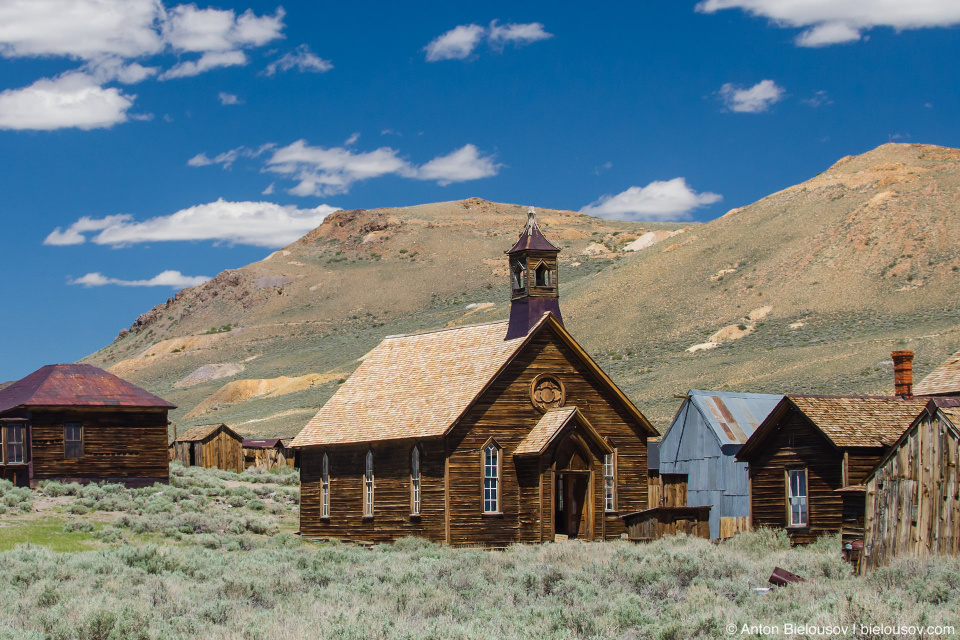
(864, 398, 960, 568)
(243, 438, 298, 470)
(656, 390, 781, 539)
(737, 395, 926, 545)
(291, 209, 659, 546)
(0, 363, 174, 487)
(170, 423, 244, 473)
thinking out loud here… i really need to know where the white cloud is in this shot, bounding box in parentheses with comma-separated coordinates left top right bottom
(424, 24, 486, 61)
(803, 90, 832, 108)
(161, 5, 284, 53)
(718, 79, 785, 113)
(0, 0, 164, 59)
(159, 50, 248, 80)
(0, 73, 134, 131)
(416, 144, 501, 186)
(45, 199, 339, 249)
(581, 178, 722, 221)
(263, 44, 332, 76)
(262, 182, 275, 195)
(70, 270, 211, 288)
(424, 21, 552, 61)
(219, 92, 241, 105)
(86, 58, 159, 84)
(344, 132, 360, 146)
(187, 144, 274, 169)
(488, 21, 553, 48)
(695, 0, 960, 47)
(257, 140, 501, 196)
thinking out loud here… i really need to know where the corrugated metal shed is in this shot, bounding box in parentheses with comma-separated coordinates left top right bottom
(658, 390, 781, 539)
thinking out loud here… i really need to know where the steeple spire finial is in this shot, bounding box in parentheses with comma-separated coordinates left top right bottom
(504, 208, 563, 340)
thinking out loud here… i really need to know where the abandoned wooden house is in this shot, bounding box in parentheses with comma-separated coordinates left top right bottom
(656, 390, 782, 539)
(0, 363, 174, 487)
(737, 394, 926, 545)
(864, 397, 960, 568)
(170, 423, 244, 473)
(291, 209, 658, 546)
(243, 438, 298, 470)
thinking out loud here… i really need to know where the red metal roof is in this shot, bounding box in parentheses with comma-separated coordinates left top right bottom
(0, 364, 175, 414)
(507, 209, 560, 254)
(242, 438, 282, 448)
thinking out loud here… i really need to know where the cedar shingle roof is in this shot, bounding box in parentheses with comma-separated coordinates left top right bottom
(0, 363, 175, 415)
(515, 407, 578, 455)
(788, 395, 927, 448)
(292, 320, 529, 447)
(914, 350, 960, 396)
(176, 423, 237, 442)
(514, 406, 613, 456)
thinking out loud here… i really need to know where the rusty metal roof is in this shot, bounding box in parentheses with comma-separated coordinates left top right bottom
(242, 438, 282, 449)
(0, 363, 175, 414)
(914, 349, 960, 396)
(688, 390, 782, 446)
(506, 208, 560, 254)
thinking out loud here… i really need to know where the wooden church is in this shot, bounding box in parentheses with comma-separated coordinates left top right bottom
(291, 209, 658, 545)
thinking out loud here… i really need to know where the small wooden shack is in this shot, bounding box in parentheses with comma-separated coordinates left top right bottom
(170, 423, 244, 473)
(291, 210, 659, 546)
(243, 438, 298, 470)
(738, 395, 926, 545)
(657, 390, 781, 539)
(864, 398, 960, 568)
(621, 506, 711, 541)
(0, 363, 174, 487)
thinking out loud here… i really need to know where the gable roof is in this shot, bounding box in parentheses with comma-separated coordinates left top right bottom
(292, 314, 655, 448)
(914, 349, 960, 395)
(686, 390, 782, 446)
(738, 395, 926, 459)
(0, 364, 175, 414)
(514, 406, 613, 457)
(175, 423, 239, 443)
(865, 398, 960, 483)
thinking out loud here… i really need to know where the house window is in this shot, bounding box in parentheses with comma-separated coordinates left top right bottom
(5, 423, 25, 464)
(535, 263, 550, 287)
(411, 446, 421, 516)
(363, 450, 374, 517)
(483, 442, 500, 513)
(321, 453, 330, 518)
(64, 422, 83, 459)
(604, 451, 616, 511)
(787, 469, 808, 527)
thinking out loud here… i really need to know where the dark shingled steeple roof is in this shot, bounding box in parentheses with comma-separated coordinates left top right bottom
(507, 208, 561, 254)
(0, 363, 175, 414)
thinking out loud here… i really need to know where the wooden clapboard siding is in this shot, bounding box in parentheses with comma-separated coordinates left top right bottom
(300, 440, 445, 542)
(846, 449, 882, 485)
(747, 408, 846, 545)
(444, 326, 646, 545)
(865, 408, 960, 568)
(622, 506, 710, 540)
(29, 408, 168, 485)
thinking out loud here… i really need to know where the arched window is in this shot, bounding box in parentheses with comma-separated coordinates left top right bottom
(483, 442, 500, 513)
(535, 263, 550, 287)
(321, 453, 330, 518)
(411, 446, 421, 516)
(363, 450, 374, 517)
(513, 263, 525, 290)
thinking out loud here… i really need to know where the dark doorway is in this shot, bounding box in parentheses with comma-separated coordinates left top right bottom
(554, 435, 591, 539)
(188, 443, 197, 467)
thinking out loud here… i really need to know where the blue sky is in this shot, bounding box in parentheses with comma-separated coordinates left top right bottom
(2, 0, 960, 382)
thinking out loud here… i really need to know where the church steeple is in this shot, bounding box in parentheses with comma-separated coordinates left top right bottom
(505, 208, 563, 339)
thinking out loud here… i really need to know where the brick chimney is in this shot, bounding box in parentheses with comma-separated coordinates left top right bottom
(891, 350, 914, 398)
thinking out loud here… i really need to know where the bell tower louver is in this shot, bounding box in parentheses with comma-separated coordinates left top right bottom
(505, 208, 563, 340)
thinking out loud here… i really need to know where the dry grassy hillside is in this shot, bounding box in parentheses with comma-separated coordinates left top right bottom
(83, 143, 960, 436)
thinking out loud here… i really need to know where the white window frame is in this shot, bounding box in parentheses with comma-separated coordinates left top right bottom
(4, 423, 26, 464)
(64, 422, 83, 459)
(787, 468, 808, 527)
(411, 446, 421, 516)
(483, 442, 500, 514)
(603, 450, 617, 512)
(321, 452, 330, 518)
(363, 449, 374, 518)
